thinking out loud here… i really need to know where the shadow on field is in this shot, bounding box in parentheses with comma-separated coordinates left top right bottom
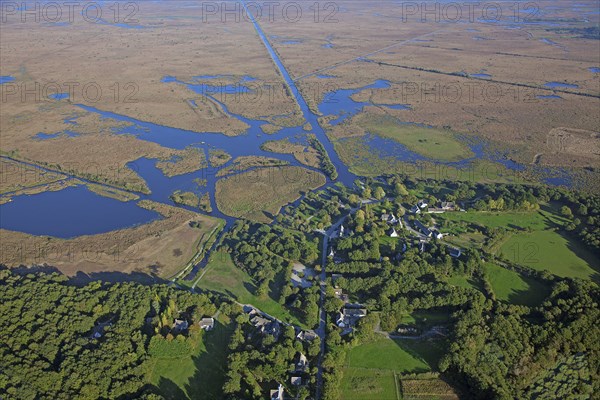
(183, 319, 233, 399)
(155, 377, 189, 400)
(392, 339, 445, 374)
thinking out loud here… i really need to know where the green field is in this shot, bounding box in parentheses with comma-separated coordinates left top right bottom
(438, 210, 550, 230)
(332, 136, 525, 184)
(346, 337, 439, 373)
(438, 210, 599, 280)
(341, 367, 399, 400)
(196, 250, 304, 326)
(361, 116, 474, 162)
(447, 274, 484, 292)
(379, 235, 404, 255)
(484, 262, 550, 306)
(148, 318, 232, 399)
(342, 337, 445, 400)
(499, 230, 599, 280)
(399, 310, 452, 327)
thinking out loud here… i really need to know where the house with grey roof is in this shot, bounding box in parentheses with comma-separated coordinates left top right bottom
(449, 247, 462, 258)
(251, 315, 281, 338)
(336, 306, 368, 328)
(297, 330, 318, 342)
(172, 318, 189, 333)
(414, 220, 432, 237)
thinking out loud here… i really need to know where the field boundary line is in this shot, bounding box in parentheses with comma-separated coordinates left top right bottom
(394, 371, 401, 400)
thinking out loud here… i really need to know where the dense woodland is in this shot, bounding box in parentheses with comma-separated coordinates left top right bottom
(443, 278, 598, 399)
(0, 269, 216, 400)
(319, 242, 598, 399)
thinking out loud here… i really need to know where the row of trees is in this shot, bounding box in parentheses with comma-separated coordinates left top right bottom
(308, 136, 338, 180)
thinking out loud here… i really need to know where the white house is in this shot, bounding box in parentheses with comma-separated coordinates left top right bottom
(432, 230, 444, 240)
(199, 317, 215, 331)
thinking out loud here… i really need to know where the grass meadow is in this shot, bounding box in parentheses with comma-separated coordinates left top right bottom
(484, 262, 551, 306)
(341, 337, 446, 399)
(148, 316, 232, 399)
(195, 250, 304, 326)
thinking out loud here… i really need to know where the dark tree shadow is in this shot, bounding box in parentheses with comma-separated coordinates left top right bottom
(183, 319, 234, 399)
(1, 264, 169, 287)
(157, 377, 190, 400)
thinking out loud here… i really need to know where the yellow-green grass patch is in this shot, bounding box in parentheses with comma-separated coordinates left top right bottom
(148, 316, 233, 400)
(346, 337, 440, 373)
(359, 115, 474, 162)
(498, 230, 599, 281)
(196, 250, 304, 326)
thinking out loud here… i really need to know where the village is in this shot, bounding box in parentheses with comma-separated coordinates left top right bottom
(322, 198, 464, 333)
(254, 197, 467, 399)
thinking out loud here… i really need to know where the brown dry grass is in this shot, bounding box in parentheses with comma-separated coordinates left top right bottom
(216, 156, 288, 177)
(0, 1, 308, 199)
(156, 147, 207, 177)
(0, 178, 80, 204)
(215, 166, 325, 222)
(0, 101, 178, 191)
(0, 158, 67, 194)
(261, 136, 322, 169)
(208, 148, 232, 167)
(0, 3, 302, 133)
(257, 0, 599, 169)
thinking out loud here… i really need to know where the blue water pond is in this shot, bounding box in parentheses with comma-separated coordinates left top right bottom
(0, 185, 160, 238)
